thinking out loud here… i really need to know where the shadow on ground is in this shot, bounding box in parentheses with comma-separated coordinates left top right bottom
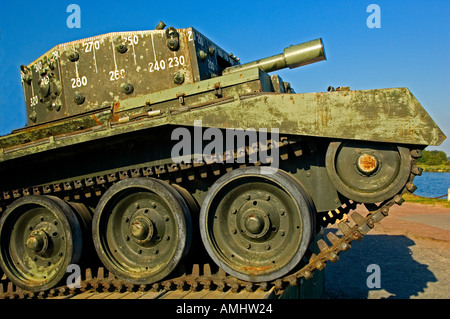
(322, 229, 437, 299)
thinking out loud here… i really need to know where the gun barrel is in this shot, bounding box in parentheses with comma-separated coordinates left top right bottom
(222, 38, 325, 75)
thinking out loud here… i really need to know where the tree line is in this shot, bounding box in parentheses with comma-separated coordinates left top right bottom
(417, 150, 450, 166)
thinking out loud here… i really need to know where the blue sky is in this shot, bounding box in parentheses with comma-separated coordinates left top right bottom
(0, 0, 448, 154)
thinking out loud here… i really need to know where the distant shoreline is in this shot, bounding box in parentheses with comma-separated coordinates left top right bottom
(418, 165, 450, 173)
(404, 193, 450, 209)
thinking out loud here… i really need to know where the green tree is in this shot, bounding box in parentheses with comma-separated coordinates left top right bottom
(417, 150, 448, 165)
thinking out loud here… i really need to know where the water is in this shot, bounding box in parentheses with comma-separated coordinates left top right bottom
(412, 172, 450, 198)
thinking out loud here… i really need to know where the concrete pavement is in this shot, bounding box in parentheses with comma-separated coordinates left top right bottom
(322, 202, 450, 299)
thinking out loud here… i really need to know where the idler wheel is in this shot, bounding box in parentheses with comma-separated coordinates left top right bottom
(200, 167, 315, 282)
(92, 178, 193, 284)
(0, 195, 83, 292)
(325, 141, 411, 203)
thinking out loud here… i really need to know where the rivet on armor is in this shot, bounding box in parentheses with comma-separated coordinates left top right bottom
(198, 50, 207, 61)
(122, 83, 134, 95)
(165, 27, 179, 51)
(73, 92, 85, 105)
(29, 111, 37, 123)
(173, 71, 184, 84)
(116, 43, 128, 54)
(68, 50, 79, 62)
(20, 65, 32, 84)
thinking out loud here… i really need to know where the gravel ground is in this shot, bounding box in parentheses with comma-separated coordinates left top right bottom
(322, 202, 450, 299)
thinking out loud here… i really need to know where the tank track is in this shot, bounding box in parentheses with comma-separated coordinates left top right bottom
(0, 139, 423, 299)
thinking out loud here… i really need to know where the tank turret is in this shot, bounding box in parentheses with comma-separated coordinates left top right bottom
(19, 26, 239, 126)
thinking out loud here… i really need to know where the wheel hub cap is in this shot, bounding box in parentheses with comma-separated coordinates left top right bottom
(356, 153, 379, 175)
(26, 230, 49, 253)
(130, 216, 154, 242)
(241, 208, 270, 238)
(245, 214, 264, 234)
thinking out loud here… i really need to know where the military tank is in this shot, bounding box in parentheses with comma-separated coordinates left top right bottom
(0, 22, 446, 298)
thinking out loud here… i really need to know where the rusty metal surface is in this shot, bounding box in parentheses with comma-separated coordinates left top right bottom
(0, 87, 444, 164)
(168, 88, 445, 146)
(20, 27, 238, 127)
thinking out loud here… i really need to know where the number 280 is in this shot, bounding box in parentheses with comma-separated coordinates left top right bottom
(71, 76, 87, 88)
